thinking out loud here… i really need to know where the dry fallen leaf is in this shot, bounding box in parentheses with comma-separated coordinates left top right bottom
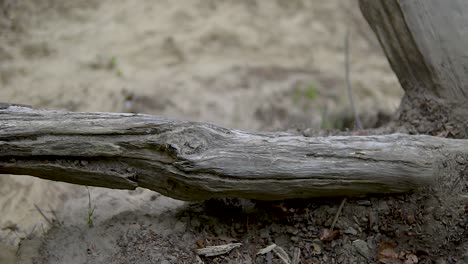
(257, 244, 277, 255)
(196, 239, 205, 248)
(272, 202, 288, 212)
(257, 244, 292, 264)
(403, 253, 418, 264)
(196, 243, 242, 257)
(378, 241, 400, 264)
(319, 228, 340, 241)
(311, 242, 323, 255)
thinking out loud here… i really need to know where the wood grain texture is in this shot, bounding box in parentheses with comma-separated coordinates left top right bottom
(1, 106, 467, 200)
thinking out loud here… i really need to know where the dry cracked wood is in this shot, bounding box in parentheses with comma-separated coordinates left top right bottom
(1, 105, 467, 201)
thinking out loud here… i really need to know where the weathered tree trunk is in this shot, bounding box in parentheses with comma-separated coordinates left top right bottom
(359, 0, 468, 138)
(0, 105, 466, 201)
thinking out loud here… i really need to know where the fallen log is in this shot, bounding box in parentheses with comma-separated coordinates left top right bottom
(0, 104, 466, 201)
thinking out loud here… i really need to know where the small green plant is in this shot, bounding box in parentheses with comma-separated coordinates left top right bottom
(305, 84, 317, 101)
(319, 106, 332, 129)
(292, 82, 318, 104)
(86, 187, 96, 228)
(108, 56, 123, 77)
(109, 56, 117, 69)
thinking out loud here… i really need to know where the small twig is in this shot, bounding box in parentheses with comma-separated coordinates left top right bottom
(41, 223, 46, 235)
(12, 230, 21, 239)
(34, 204, 53, 226)
(86, 187, 96, 228)
(320, 104, 330, 129)
(344, 29, 363, 130)
(331, 198, 347, 231)
(272, 246, 292, 264)
(48, 205, 62, 226)
(196, 243, 242, 257)
(292, 247, 301, 264)
(25, 224, 37, 239)
(340, 2, 381, 52)
(267, 251, 272, 264)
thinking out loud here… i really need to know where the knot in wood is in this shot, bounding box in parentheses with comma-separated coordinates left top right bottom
(168, 127, 210, 155)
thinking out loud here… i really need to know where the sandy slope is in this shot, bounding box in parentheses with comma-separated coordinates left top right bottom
(0, 0, 401, 262)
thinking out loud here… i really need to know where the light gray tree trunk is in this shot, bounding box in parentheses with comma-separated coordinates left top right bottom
(360, 0, 468, 138)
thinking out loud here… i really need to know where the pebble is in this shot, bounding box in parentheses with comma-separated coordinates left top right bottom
(190, 218, 200, 228)
(377, 201, 389, 212)
(302, 128, 314, 137)
(435, 258, 448, 264)
(311, 239, 323, 255)
(181, 233, 192, 242)
(366, 236, 376, 251)
(213, 225, 224, 236)
(274, 235, 289, 247)
(166, 255, 177, 262)
(269, 223, 281, 233)
(368, 212, 379, 228)
(286, 226, 299, 235)
(407, 213, 416, 225)
(260, 229, 270, 239)
(344, 227, 358, 235)
(352, 239, 370, 260)
(173, 221, 186, 233)
(455, 154, 465, 164)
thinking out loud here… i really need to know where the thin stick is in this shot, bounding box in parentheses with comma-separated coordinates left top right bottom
(344, 29, 363, 129)
(34, 204, 53, 226)
(86, 186, 95, 227)
(49, 205, 62, 226)
(331, 198, 347, 230)
(25, 224, 37, 239)
(340, 3, 381, 52)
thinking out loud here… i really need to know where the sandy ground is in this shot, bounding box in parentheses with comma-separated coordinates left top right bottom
(0, 0, 404, 263)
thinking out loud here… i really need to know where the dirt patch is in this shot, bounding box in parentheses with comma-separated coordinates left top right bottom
(19, 182, 468, 263)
